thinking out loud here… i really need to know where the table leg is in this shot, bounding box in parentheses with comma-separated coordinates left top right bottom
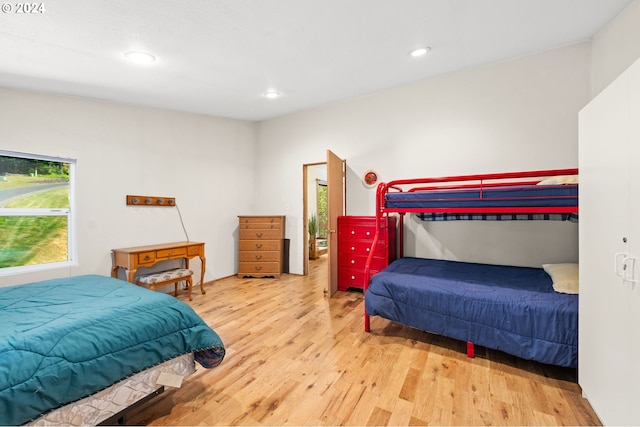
(127, 269, 137, 283)
(200, 255, 207, 294)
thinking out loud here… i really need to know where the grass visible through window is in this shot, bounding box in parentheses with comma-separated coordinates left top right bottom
(0, 181, 69, 268)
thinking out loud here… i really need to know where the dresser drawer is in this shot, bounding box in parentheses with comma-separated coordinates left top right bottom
(238, 240, 282, 252)
(338, 226, 377, 241)
(238, 240, 283, 252)
(156, 248, 187, 260)
(187, 245, 203, 257)
(239, 216, 284, 227)
(239, 251, 281, 262)
(338, 254, 386, 270)
(138, 251, 156, 265)
(239, 221, 283, 231)
(238, 262, 281, 275)
(339, 239, 389, 257)
(239, 228, 283, 240)
(338, 267, 384, 291)
(338, 216, 377, 226)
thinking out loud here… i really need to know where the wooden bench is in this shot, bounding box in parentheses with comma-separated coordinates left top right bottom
(136, 268, 194, 301)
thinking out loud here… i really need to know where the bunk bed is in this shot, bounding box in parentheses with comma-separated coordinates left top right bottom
(0, 274, 225, 426)
(363, 168, 579, 368)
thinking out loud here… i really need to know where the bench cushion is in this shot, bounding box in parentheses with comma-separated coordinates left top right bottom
(137, 268, 193, 285)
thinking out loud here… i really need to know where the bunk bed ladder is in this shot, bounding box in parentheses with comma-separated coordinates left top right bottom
(364, 182, 398, 332)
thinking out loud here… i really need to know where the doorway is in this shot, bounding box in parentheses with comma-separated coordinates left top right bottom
(302, 150, 345, 296)
(303, 162, 326, 276)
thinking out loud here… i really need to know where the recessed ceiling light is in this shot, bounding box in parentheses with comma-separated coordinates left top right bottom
(263, 90, 281, 99)
(410, 47, 431, 57)
(124, 51, 157, 65)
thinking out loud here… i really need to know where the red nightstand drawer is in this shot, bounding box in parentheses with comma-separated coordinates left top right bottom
(338, 267, 384, 291)
(338, 254, 386, 269)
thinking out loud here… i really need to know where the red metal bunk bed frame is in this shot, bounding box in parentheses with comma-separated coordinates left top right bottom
(362, 167, 579, 335)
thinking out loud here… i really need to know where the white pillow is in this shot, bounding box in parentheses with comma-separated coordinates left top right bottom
(543, 263, 579, 294)
(537, 174, 579, 185)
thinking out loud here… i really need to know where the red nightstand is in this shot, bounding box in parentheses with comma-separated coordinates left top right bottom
(337, 215, 397, 291)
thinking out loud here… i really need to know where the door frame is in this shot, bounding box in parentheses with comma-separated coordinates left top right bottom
(302, 161, 326, 276)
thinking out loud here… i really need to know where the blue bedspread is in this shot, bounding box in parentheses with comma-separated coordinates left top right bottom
(385, 184, 578, 209)
(365, 258, 577, 367)
(0, 275, 225, 425)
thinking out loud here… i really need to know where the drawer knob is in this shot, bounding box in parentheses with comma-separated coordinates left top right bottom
(351, 259, 355, 264)
(351, 246, 355, 251)
(256, 232, 263, 237)
(351, 275, 355, 280)
(366, 231, 370, 236)
(144, 255, 150, 261)
(366, 248, 370, 252)
(256, 243, 262, 248)
(351, 231, 355, 235)
(255, 266, 262, 271)
(256, 255, 262, 260)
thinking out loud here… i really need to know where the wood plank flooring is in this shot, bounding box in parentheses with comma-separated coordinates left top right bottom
(128, 257, 601, 426)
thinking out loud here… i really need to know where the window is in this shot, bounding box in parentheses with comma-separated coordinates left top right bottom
(0, 150, 76, 274)
(316, 179, 328, 239)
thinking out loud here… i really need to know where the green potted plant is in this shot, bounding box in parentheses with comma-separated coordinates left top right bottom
(308, 213, 318, 258)
(308, 213, 318, 237)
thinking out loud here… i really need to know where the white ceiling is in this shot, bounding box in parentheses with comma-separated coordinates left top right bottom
(0, 0, 633, 121)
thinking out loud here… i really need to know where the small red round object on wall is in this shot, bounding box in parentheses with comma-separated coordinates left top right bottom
(363, 170, 378, 187)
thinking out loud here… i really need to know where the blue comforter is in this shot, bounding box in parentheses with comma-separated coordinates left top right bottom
(365, 258, 577, 367)
(0, 275, 225, 425)
(385, 184, 578, 209)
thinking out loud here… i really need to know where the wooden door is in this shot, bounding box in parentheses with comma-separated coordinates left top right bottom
(327, 150, 345, 296)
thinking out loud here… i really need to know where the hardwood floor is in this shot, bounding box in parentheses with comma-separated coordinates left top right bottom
(128, 256, 601, 426)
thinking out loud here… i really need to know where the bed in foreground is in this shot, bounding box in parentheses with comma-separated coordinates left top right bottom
(0, 274, 225, 426)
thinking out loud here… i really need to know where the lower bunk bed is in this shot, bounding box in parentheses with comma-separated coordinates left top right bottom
(363, 168, 579, 368)
(365, 257, 578, 367)
(0, 274, 225, 426)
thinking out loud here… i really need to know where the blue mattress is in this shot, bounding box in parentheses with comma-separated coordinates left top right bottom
(385, 184, 578, 209)
(365, 257, 578, 367)
(0, 274, 225, 426)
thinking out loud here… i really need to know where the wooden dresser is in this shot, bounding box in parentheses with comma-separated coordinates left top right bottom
(337, 215, 397, 291)
(238, 215, 285, 278)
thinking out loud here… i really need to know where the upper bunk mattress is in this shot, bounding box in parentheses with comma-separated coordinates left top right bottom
(0, 274, 225, 426)
(365, 257, 578, 367)
(385, 184, 578, 209)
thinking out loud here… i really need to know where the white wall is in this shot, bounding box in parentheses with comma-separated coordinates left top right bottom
(257, 42, 590, 274)
(0, 88, 256, 287)
(3, 24, 621, 284)
(590, 0, 640, 97)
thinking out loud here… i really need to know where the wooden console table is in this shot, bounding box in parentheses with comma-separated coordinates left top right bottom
(111, 241, 207, 295)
